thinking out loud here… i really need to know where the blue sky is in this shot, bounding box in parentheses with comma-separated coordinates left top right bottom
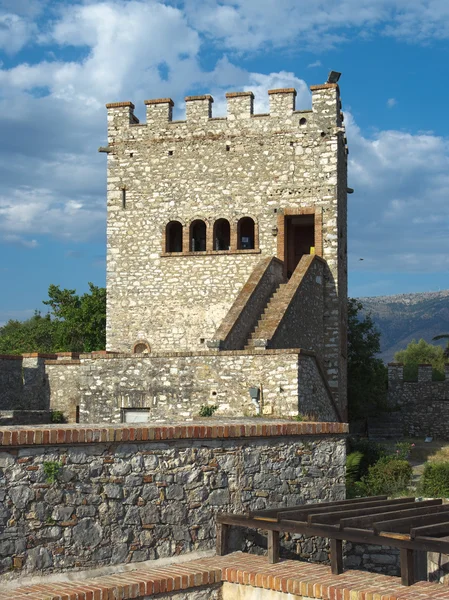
(1, 0, 449, 324)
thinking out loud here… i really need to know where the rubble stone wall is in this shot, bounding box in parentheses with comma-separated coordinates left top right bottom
(387, 363, 449, 439)
(0, 421, 346, 580)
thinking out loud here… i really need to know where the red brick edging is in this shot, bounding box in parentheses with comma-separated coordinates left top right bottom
(0, 420, 348, 448)
(2, 552, 449, 600)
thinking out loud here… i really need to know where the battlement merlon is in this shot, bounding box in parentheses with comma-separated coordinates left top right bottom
(105, 83, 343, 134)
(388, 362, 449, 383)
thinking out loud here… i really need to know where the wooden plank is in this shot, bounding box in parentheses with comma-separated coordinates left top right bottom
(339, 500, 443, 530)
(413, 535, 449, 553)
(280, 498, 416, 523)
(250, 496, 388, 519)
(373, 505, 449, 534)
(330, 538, 343, 575)
(268, 530, 280, 564)
(411, 521, 449, 539)
(400, 548, 415, 586)
(378, 531, 411, 541)
(308, 500, 438, 526)
(216, 522, 228, 556)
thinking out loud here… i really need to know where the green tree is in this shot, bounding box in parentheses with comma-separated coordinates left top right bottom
(44, 283, 106, 352)
(0, 283, 106, 355)
(432, 334, 449, 359)
(394, 338, 445, 381)
(348, 298, 387, 420)
(0, 312, 56, 355)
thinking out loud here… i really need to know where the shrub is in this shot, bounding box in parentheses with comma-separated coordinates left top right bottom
(50, 410, 66, 424)
(43, 461, 63, 484)
(346, 451, 363, 498)
(199, 404, 218, 417)
(419, 462, 449, 497)
(360, 456, 412, 497)
(347, 438, 386, 479)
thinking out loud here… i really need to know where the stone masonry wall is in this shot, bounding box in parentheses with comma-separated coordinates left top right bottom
(268, 256, 325, 360)
(297, 355, 340, 421)
(0, 356, 23, 411)
(46, 361, 81, 423)
(105, 84, 347, 415)
(78, 350, 339, 424)
(0, 421, 347, 580)
(211, 257, 285, 351)
(387, 363, 449, 439)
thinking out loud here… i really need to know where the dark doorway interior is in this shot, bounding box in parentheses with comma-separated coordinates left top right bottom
(286, 215, 315, 277)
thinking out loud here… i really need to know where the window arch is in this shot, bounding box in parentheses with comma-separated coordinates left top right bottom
(190, 219, 207, 252)
(165, 221, 183, 253)
(133, 340, 151, 354)
(213, 218, 231, 251)
(237, 217, 255, 250)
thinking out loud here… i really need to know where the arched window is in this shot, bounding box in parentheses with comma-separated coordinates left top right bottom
(190, 220, 206, 252)
(133, 340, 150, 354)
(213, 219, 231, 251)
(165, 221, 183, 253)
(237, 217, 255, 250)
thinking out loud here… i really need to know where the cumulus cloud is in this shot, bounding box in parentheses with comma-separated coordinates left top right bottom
(387, 97, 397, 108)
(0, 12, 36, 53)
(0, 0, 448, 287)
(182, 0, 449, 51)
(347, 113, 449, 273)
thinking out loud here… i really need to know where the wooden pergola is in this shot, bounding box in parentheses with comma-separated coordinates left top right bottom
(217, 496, 449, 586)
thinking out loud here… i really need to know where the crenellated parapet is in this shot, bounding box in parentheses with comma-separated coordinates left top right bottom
(105, 83, 343, 138)
(388, 362, 449, 383)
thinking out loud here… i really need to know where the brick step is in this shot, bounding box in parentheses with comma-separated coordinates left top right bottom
(0, 562, 222, 600)
(245, 282, 287, 347)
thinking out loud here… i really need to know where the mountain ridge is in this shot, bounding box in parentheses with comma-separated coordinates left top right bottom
(355, 290, 449, 362)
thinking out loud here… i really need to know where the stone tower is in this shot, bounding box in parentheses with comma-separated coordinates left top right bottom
(104, 81, 348, 416)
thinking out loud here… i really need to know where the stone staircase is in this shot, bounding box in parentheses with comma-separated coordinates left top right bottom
(367, 411, 404, 440)
(244, 283, 287, 349)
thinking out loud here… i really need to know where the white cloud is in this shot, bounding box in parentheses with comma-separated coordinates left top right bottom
(0, 0, 448, 286)
(307, 60, 322, 68)
(387, 97, 397, 108)
(182, 0, 449, 51)
(347, 113, 449, 273)
(0, 12, 36, 53)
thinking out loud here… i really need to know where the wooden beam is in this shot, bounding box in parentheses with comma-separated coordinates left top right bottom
(250, 496, 388, 519)
(339, 500, 443, 530)
(411, 521, 449, 539)
(280, 498, 415, 523)
(373, 505, 449, 534)
(400, 548, 415, 586)
(268, 530, 280, 564)
(308, 500, 435, 526)
(216, 513, 449, 555)
(216, 522, 228, 556)
(330, 538, 343, 575)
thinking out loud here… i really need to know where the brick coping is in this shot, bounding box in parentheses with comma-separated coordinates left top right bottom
(0, 419, 348, 448)
(2, 552, 447, 600)
(44, 348, 316, 364)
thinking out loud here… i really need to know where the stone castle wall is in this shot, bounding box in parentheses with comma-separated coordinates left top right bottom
(0, 356, 23, 411)
(0, 348, 341, 425)
(78, 349, 340, 424)
(0, 420, 347, 580)
(387, 363, 449, 439)
(105, 83, 347, 414)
